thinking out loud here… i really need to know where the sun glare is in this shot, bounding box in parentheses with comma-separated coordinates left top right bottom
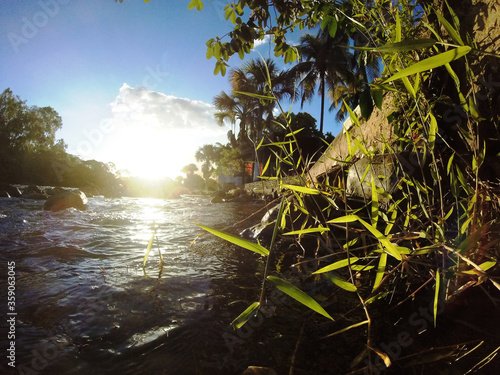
(100, 128, 194, 180)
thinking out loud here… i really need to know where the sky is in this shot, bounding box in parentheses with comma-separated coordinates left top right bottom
(0, 0, 343, 179)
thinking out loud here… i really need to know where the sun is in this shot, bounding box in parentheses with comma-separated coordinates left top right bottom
(98, 127, 195, 180)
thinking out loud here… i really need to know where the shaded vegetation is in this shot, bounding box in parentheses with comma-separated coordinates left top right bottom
(192, 0, 500, 373)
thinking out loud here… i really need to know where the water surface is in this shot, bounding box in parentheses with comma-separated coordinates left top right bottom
(1, 195, 267, 374)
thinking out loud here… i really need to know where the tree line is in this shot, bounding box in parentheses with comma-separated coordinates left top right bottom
(0, 88, 123, 194)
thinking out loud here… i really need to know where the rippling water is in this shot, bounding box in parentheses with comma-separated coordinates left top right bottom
(0, 196, 268, 375)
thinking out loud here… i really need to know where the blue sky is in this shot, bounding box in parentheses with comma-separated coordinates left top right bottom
(0, 0, 342, 179)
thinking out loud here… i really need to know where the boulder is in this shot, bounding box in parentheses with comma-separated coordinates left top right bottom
(43, 190, 88, 211)
(22, 185, 49, 200)
(0, 183, 22, 197)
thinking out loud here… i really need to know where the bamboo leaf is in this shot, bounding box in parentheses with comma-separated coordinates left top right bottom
(346, 39, 436, 53)
(462, 261, 496, 275)
(313, 257, 360, 274)
(371, 175, 379, 227)
(143, 232, 155, 268)
(234, 90, 276, 101)
(285, 127, 304, 137)
(435, 9, 464, 45)
(324, 274, 357, 292)
(260, 156, 271, 175)
(446, 0, 461, 31)
(256, 136, 265, 150)
(434, 269, 440, 328)
(357, 217, 402, 260)
(373, 252, 387, 291)
(267, 276, 334, 320)
(383, 46, 472, 84)
(402, 76, 416, 98)
(395, 11, 401, 43)
(344, 100, 360, 127)
(428, 112, 438, 150)
(231, 302, 260, 330)
(284, 227, 330, 235)
(324, 320, 369, 338)
(196, 224, 269, 256)
(327, 215, 359, 224)
(281, 184, 322, 195)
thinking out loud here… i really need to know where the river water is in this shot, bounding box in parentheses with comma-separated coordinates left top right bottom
(0, 195, 273, 375)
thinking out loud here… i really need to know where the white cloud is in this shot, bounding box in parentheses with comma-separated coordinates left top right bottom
(253, 34, 272, 49)
(90, 84, 230, 178)
(110, 83, 224, 134)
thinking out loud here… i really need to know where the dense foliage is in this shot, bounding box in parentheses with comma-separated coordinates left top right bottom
(192, 0, 500, 373)
(1, 89, 124, 195)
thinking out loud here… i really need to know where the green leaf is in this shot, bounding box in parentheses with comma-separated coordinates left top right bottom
(231, 302, 260, 330)
(280, 184, 322, 195)
(371, 175, 379, 227)
(143, 232, 155, 268)
(435, 10, 464, 45)
(196, 224, 269, 256)
(428, 112, 438, 150)
(383, 46, 472, 84)
(349, 39, 437, 53)
(402, 76, 416, 98)
(187, 0, 203, 11)
(233, 91, 276, 101)
(323, 274, 357, 292)
(373, 252, 387, 291)
(462, 260, 497, 275)
(434, 269, 440, 327)
(313, 257, 359, 274)
(395, 10, 401, 43)
(260, 156, 271, 175)
(284, 227, 330, 236)
(328, 18, 338, 38)
(357, 217, 402, 260)
(327, 215, 359, 224)
(327, 215, 402, 260)
(267, 276, 334, 320)
(371, 89, 383, 110)
(344, 100, 360, 127)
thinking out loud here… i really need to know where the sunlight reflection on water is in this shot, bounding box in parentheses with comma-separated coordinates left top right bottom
(0, 195, 264, 374)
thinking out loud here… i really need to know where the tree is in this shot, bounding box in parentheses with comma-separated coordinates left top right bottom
(182, 163, 198, 177)
(195, 144, 220, 184)
(289, 28, 354, 133)
(232, 58, 295, 141)
(0, 89, 63, 153)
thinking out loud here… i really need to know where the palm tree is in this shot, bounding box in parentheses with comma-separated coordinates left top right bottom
(290, 28, 355, 134)
(329, 47, 382, 122)
(195, 144, 219, 184)
(229, 58, 295, 141)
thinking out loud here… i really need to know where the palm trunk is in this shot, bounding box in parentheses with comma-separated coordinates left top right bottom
(319, 73, 325, 134)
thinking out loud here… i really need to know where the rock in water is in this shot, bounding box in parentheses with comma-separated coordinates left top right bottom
(43, 190, 88, 211)
(0, 183, 22, 197)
